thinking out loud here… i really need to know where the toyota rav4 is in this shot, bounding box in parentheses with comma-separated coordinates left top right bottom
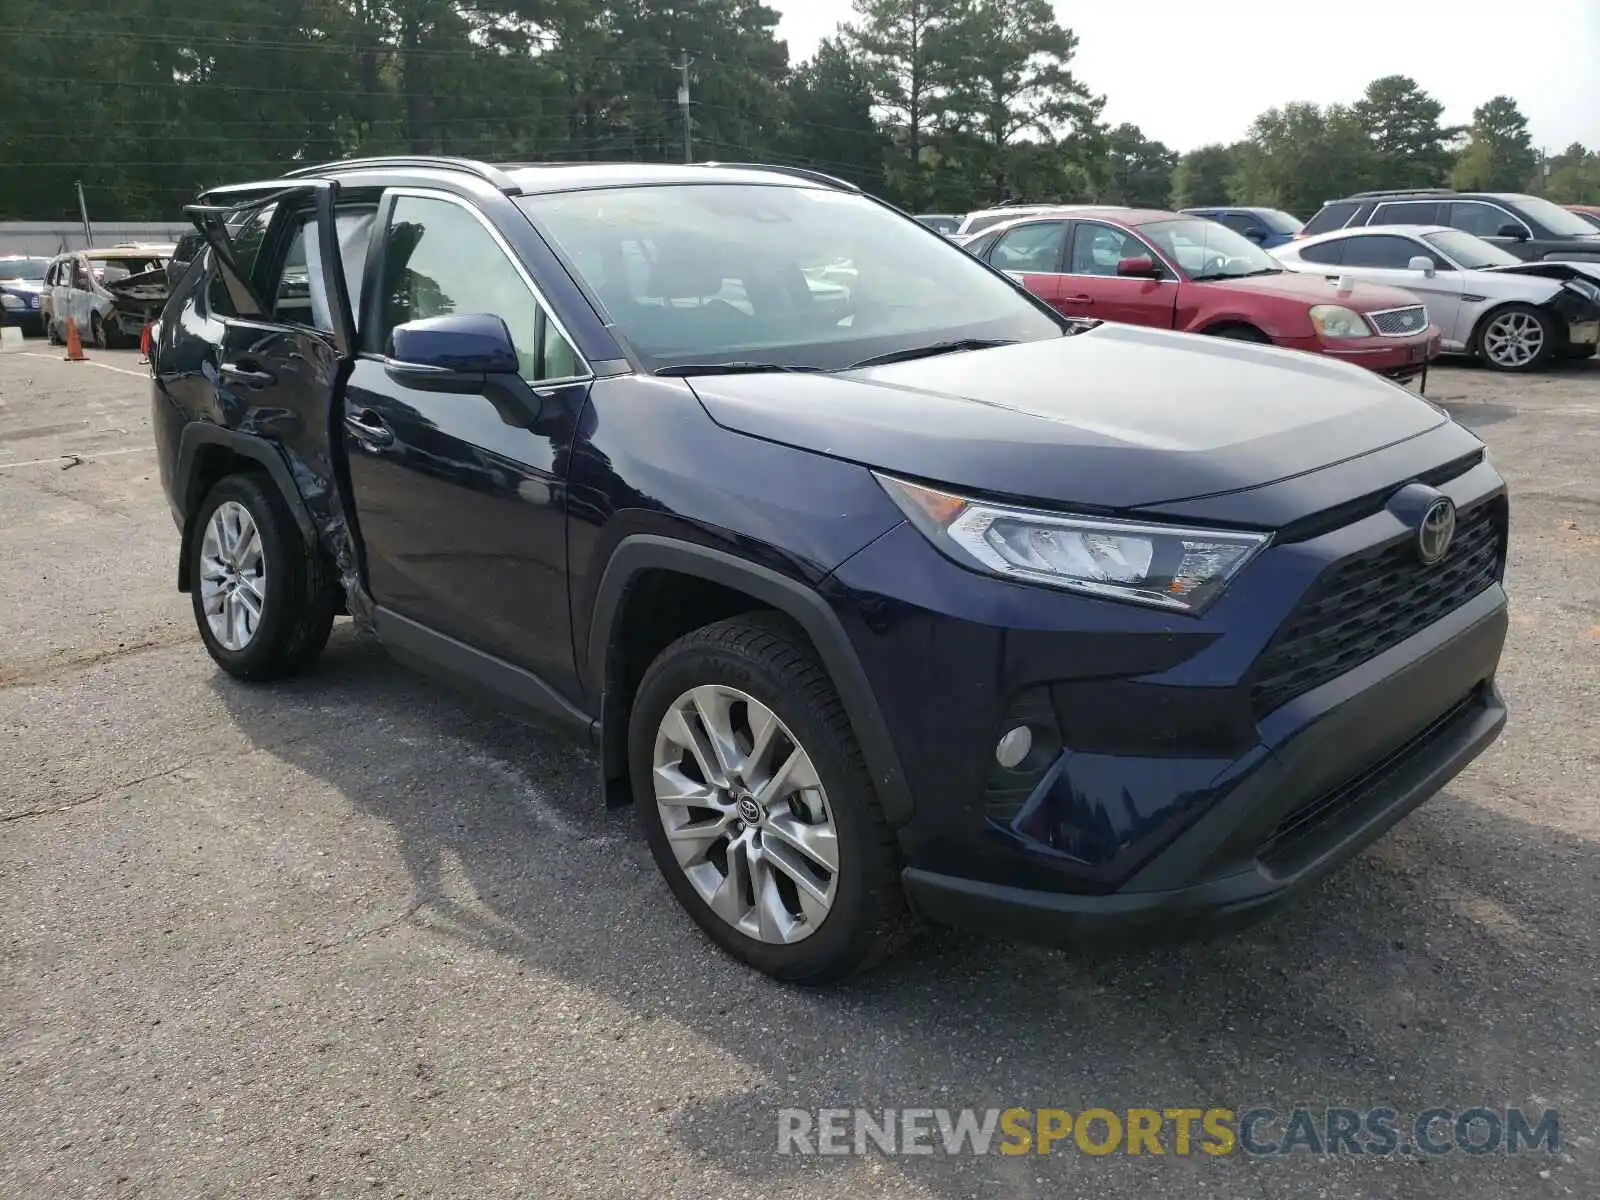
(151, 157, 1509, 982)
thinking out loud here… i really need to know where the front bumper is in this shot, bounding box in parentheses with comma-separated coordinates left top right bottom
(826, 452, 1507, 948)
(1317, 329, 1440, 385)
(904, 598, 1506, 948)
(1, 304, 44, 332)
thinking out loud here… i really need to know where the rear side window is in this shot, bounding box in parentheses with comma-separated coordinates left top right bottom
(1298, 239, 1345, 265)
(1215, 213, 1258, 235)
(1341, 235, 1424, 269)
(1370, 201, 1442, 225)
(990, 221, 1067, 273)
(374, 194, 583, 381)
(1302, 202, 1360, 236)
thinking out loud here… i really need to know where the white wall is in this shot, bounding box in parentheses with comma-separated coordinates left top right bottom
(0, 222, 191, 256)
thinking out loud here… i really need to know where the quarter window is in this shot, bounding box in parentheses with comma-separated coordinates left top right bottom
(989, 221, 1067, 273)
(374, 195, 582, 382)
(1298, 239, 1345, 265)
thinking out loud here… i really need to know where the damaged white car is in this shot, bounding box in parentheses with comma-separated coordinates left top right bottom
(1273, 225, 1600, 372)
(41, 244, 174, 349)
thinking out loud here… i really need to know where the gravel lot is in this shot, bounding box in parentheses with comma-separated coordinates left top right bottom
(2, 344, 1597, 1199)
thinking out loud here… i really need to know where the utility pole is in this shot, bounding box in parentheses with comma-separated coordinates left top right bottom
(676, 51, 694, 164)
(75, 181, 94, 249)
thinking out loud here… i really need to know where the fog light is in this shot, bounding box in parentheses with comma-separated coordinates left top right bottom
(995, 726, 1033, 769)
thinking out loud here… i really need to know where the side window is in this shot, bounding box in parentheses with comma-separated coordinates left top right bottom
(1449, 202, 1524, 239)
(1341, 235, 1422, 269)
(1301, 202, 1360, 236)
(1068, 223, 1147, 276)
(1371, 201, 1442, 226)
(1298, 239, 1346, 265)
(374, 194, 583, 382)
(1217, 213, 1257, 235)
(990, 221, 1067, 273)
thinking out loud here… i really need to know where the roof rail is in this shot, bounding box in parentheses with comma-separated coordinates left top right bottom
(694, 161, 861, 193)
(281, 156, 521, 193)
(1346, 188, 1457, 199)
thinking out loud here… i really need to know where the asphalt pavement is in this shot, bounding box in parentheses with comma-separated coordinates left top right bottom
(2, 344, 1597, 1198)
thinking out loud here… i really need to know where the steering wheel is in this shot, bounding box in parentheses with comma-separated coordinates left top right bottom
(1200, 252, 1230, 277)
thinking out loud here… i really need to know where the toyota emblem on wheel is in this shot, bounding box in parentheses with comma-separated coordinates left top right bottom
(1417, 498, 1456, 564)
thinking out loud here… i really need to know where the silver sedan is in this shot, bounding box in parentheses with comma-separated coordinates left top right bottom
(1273, 225, 1600, 372)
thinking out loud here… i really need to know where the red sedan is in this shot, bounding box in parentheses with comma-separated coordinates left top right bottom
(962, 207, 1440, 384)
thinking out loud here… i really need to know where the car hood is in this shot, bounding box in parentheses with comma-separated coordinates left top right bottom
(1483, 260, 1600, 288)
(103, 266, 170, 304)
(1205, 270, 1422, 311)
(686, 324, 1449, 512)
(0, 278, 43, 294)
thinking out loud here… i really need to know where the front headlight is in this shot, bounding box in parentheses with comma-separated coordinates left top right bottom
(876, 474, 1271, 613)
(0, 294, 22, 311)
(1309, 304, 1372, 339)
(1564, 278, 1600, 304)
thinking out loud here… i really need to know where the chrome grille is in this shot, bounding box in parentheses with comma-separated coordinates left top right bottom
(1367, 305, 1429, 337)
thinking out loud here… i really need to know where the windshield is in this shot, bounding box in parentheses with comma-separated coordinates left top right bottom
(518, 185, 1061, 371)
(1139, 218, 1281, 280)
(1256, 209, 1304, 234)
(0, 258, 48, 281)
(1421, 230, 1520, 270)
(1509, 195, 1600, 238)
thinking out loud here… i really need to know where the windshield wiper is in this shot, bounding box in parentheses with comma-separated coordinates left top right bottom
(1191, 267, 1284, 282)
(654, 362, 825, 377)
(845, 338, 1019, 371)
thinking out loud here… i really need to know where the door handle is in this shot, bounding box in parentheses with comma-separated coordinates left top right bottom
(220, 361, 276, 387)
(1063, 295, 1095, 304)
(344, 409, 395, 448)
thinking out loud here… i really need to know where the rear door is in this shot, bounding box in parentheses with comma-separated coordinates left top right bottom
(984, 219, 1069, 309)
(1061, 220, 1180, 327)
(339, 189, 592, 693)
(186, 181, 360, 558)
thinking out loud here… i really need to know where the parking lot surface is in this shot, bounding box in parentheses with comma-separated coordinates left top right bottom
(2, 346, 1597, 1198)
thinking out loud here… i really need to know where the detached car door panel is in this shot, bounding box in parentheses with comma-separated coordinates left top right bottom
(341, 190, 590, 694)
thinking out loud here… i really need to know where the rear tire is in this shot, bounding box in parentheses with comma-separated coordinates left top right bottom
(188, 473, 336, 681)
(628, 612, 910, 983)
(1475, 303, 1556, 372)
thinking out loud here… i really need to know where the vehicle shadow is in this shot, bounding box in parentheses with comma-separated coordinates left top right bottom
(210, 624, 1595, 1196)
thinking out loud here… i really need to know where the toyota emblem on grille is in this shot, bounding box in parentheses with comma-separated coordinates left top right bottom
(1416, 498, 1456, 564)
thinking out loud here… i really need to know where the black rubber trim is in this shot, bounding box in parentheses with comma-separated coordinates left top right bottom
(174, 424, 318, 591)
(376, 607, 596, 738)
(586, 535, 915, 827)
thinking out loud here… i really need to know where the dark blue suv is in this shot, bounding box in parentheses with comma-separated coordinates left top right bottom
(151, 157, 1508, 981)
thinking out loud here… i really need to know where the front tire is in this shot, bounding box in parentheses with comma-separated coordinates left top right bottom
(628, 613, 908, 982)
(188, 473, 336, 681)
(43, 309, 59, 345)
(89, 312, 107, 350)
(1476, 304, 1556, 372)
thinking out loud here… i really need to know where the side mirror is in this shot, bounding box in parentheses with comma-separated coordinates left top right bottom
(1116, 255, 1161, 279)
(385, 312, 541, 426)
(1496, 223, 1528, 242)
(1244, 227, 1267, 243)
(388, 312, 520, 376)
(1407, 255, 1437, 278)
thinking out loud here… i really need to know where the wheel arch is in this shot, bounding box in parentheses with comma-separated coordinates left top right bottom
(587, 536, 914, 827)
(174, 424, 317, 592)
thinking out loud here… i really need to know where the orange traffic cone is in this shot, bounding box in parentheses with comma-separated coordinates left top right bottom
(139, 323, 152, 363)
(63, 317, 87, 362)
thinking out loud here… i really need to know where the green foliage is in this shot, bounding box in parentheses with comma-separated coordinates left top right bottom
(0, 2, 1587, 224)
(1169, 144, 1238, 209)
(1450, 96, 1540, 192)
(1352, 75, 1458, 187)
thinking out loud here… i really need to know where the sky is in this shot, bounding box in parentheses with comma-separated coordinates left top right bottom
(771, 0, 1600, 155)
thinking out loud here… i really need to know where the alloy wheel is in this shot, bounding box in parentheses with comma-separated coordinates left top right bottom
(1482, 311, 1544, 369)
(199, 500, 267, 650)
(651, 685, 839, 944)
